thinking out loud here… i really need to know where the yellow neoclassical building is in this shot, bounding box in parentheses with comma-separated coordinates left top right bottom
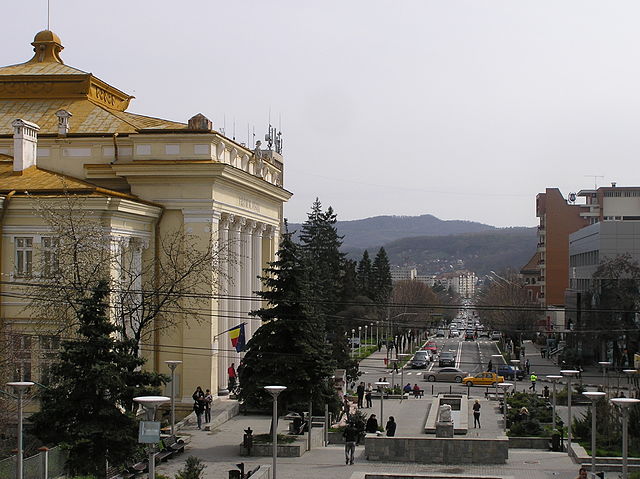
(0, 31, 291, 402)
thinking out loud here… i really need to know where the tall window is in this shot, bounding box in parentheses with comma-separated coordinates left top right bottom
(15, 237, 33, 277)
(42, 236, 60, 277)
(12, 334, 32, 381)
(39, 335, 60, 385)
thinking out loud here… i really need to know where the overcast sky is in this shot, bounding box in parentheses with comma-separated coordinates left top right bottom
(4, 1, 640, 227)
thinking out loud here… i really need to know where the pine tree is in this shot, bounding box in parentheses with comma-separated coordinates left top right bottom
(371, 247, 392, 304)
(240, 229, 336, 411)
(30, 281, 165, 478)
(356, 250, 372, 299)
(298, 199, 345, 322)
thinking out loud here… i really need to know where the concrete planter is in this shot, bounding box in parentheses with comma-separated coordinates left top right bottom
(508, 436, 550, 449)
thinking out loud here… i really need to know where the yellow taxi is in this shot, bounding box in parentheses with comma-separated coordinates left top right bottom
(463, 372, 505, 386)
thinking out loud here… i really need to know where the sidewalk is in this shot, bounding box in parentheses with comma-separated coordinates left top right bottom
(157, 398, 580, 479)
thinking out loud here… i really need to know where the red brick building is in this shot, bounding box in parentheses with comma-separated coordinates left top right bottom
(535, 188, 590, 308)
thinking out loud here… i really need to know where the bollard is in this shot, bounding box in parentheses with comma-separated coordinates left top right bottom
(449, 385, 452, 394)
(431, 384, 434, 395)
(38, 447, 49, 479)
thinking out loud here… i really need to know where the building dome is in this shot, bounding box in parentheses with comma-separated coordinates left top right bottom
(33, 30, 62, 44)
(29, 30, 64, 64)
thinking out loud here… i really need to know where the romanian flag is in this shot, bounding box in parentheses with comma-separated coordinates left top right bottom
(229, 323, 246, 352)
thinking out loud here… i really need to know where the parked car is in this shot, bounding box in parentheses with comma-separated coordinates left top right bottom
(438, 351, 456, 367)
(450, 329, 459, 338)
(490, 331, 501, 341)
(464, 330, 475, 341)
(492, 365, 524, 381)
(462, 372, 505, 386)
(409, 350, 431, 369)
(424, 367, 468, 383)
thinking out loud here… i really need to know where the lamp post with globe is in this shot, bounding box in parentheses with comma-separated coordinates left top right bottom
(598, 361, 612, 394)
(497, 382, 513, 432)
(6, 381, 34, 479)
(133, 396, 170, 479)
(561, 369, 580, 451)
(375, 381, 390, 425)
(510, 360, 520, 392)
(164, 360, 182, 435)
(546, 375, 562, 431)
(583, 391, 605, 473)
(610, 397, 640, 479)
(264, 386, 286, 479)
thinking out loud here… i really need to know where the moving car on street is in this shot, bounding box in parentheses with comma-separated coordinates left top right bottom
(409, 350, 431, 369)
(424, 367, 469, 383)
(438, 351, 456, 367)
(463, 372, 505, 386)
(492, 365, 524, 381)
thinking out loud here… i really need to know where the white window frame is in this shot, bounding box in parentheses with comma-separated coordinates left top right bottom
(15, 237, 33, 277)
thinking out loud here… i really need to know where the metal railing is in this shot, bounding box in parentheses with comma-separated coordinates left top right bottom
(0, 446, 67, 479)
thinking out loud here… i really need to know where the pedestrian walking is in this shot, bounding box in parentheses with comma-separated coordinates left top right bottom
(529, 372, 538, 392)
(192, 386, 205, 429)
(343, 421, 359, 465)
(473, 399, 481, 428)
(525, 359, 530, 374)
(543, 385, 550, 399)
(365, 414, 378, 433)
(487, 359, 493, 372)
(356, 382, 365, 408)
(204, 388, 213, 423)
(385, 416, 396, 436)
(365, 383, 373, 408)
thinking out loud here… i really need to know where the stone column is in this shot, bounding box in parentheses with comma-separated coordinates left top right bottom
(228, 216, 244, 374)
(240, 221, 255, 339)
(251, 223, 266, 336)
(217, 214, 231, 395)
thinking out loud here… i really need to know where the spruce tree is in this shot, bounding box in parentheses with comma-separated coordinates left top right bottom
(30, 281, 165, 478)
(298, 199, 345, 322)
(371, 247, 392, 304)
(356, 250, 372, 299)
(240, 229, 336, 411)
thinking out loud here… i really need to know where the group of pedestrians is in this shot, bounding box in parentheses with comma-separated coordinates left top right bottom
(192, 386, 213, 429)
(356, 381, 373, 408)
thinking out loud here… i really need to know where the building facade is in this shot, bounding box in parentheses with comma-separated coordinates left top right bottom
(0, 31, 291, 402)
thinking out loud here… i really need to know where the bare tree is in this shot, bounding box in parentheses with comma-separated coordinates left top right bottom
(476, 271, 540, 346)
(18, 193, 231, 358)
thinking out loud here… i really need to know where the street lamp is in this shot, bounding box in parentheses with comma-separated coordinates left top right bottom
(598, 361, 612, 394)
(375, 381, 389, 428)
(547, 375, 562, 431)
(364, 325, 368, 347)
(497, 382, 513, 432)
(583, 391, 606, 474)
(398, 354, 410, 402)
(492, 355, 504, 397)
(358, 326, 362, 352)
(623, 369, 638, 398)
(133, 396, 170, 479)
(561, 369, 580, 452)
(164, 360, 182, 436)
(511, 360, 520, 392)
(6, 381, 34, 479)
(610, 398, 640, 479)
(264, 386, 286, 479)
(351, 329, 355, 358)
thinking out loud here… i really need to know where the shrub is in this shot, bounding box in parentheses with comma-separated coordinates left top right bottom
(175, 456, 206, 479)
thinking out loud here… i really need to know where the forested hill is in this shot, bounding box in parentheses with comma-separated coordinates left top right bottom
(380, 228, 537, 276)
(289, 214, 496, 250)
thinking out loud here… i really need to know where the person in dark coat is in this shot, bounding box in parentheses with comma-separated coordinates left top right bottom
(385, 416, 397, 437)
(343, 422, 359, 465)
(365, 414, 379, 433)
(356, 382, 365, 408)
(192, 386, 205, 429)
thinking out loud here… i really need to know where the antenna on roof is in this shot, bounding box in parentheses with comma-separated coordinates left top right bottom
(233, 118, 236, 141)
(584, 175, 604, 189)
(47, 0, 51, 30)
